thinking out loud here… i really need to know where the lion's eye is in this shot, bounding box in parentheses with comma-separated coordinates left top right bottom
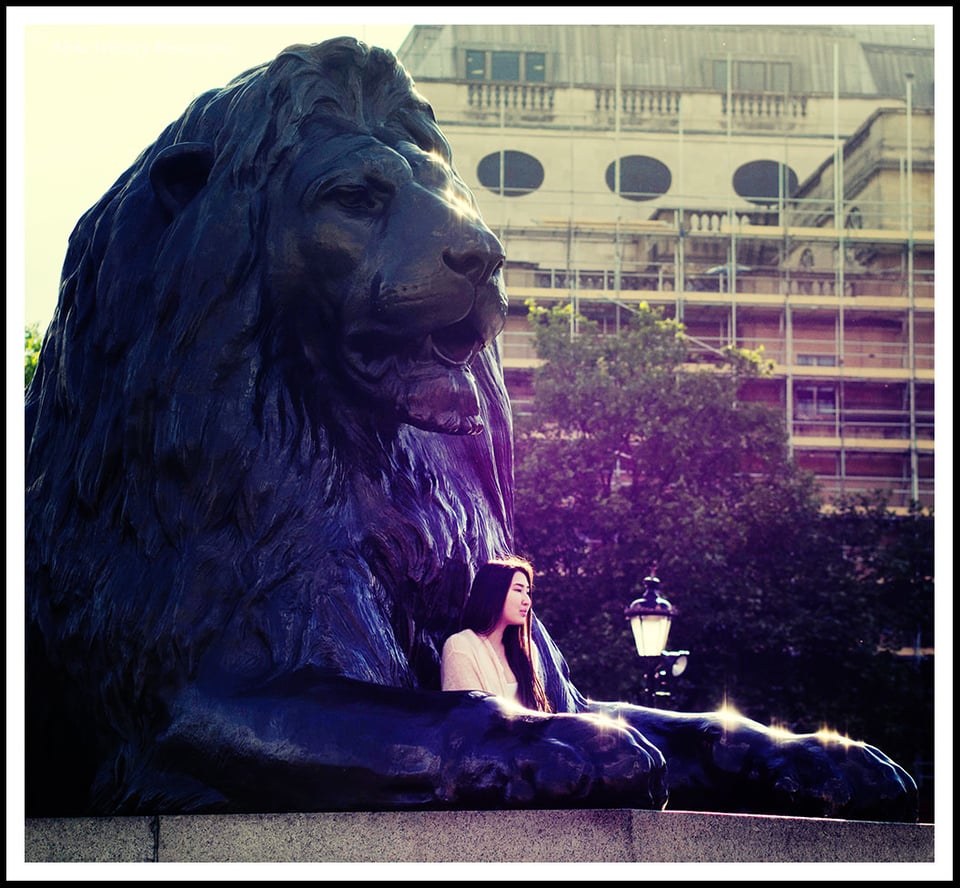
(327, 185, 387, 214)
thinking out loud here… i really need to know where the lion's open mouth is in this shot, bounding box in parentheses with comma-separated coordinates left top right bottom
(429, 317, 485, 366)
(340, 317, 490, 435)
(345, 316, 486, 378)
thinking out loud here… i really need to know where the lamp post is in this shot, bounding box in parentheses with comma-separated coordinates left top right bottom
(624, 571, 689, 708)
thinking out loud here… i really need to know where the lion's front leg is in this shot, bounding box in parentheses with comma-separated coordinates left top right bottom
(587, 701, 919, 823)
(111, 677, 668, 814)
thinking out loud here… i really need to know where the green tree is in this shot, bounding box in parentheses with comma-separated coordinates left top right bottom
(513, 303, 933, 802)
(25, 323, 42, 389)
(515, 302, 819, 703)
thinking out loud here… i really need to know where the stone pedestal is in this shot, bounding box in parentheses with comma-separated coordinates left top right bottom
(22, 808, 935, 864)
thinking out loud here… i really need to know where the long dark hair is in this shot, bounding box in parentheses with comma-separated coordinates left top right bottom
(461, 557, 550, 712)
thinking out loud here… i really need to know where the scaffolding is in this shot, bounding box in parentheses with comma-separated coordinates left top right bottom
(496, 198, 934, 512)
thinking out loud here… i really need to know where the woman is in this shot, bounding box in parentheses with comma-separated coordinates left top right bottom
(441, 556, 551, 711)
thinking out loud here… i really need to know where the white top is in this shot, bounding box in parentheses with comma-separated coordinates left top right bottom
(440, 628, 519, 701)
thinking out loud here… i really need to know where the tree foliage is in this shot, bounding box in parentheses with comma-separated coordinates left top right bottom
(513, 303, 934, 801)
(25, 323, 42, 389)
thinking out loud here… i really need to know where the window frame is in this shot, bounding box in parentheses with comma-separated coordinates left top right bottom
(491, 50, 521, 81)
(465, 49, 487, 81)
(465, 49, 547, 83)
(795, 384, 837, 417)
(525, 51, 546, 82)
(710, 58, 793, 93)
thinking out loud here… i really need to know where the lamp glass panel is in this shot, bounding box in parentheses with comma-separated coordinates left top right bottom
(630, 613, 671, 657)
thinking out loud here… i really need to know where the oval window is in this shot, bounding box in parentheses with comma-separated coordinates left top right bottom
(605, 155, 671, 201)
(733, 160, 798, 205)
(477, 150, 544, 196)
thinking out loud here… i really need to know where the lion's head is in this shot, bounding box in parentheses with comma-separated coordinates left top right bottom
(152, 38, 508, 438)
(25, 38, 516, 814)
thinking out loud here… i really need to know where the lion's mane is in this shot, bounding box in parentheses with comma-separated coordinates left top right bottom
(25, 38, 515, 813)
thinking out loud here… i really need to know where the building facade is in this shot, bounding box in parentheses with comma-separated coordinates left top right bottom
(397, 24, 936, 512)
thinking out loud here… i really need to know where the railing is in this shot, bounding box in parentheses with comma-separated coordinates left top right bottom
(467, 82, 555, 111)
(671, 197, 934, 232)
(790, 414, 935, 441)
(683, 335, 935, 372)
(500, 330, 540, 362)
(529, 268, 675, 292)
(814, 475, 935, 511)
(594, 87, 681, 115)
(499, 330, 934, 442)
(786, 195, 936, 233)
(721, 92, 808, 118)
(502, 328, 934, 374)
(512, 266, 935, 304)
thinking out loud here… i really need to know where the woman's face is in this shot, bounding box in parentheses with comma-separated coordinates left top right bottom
(500, 570, 532, 627)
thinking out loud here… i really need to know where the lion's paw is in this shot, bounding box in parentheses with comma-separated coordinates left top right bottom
(441, 698, 667, 809)
(620, 707, 919, 822)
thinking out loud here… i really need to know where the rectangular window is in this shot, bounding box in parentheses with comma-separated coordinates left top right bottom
(795, 390, 816, 417)
(770, 62, 791, 93)
(525, 52, 546, 82)
(468, 50, 546, 82)
(465, 49, 486, 80)
(712, 60, 729, 90)
(491, 51, 521, 81)
(818, 390, 837, 414)
(714, 59, 793, 92)
(737, 61, 766, 91)
(796, 354, 837, 367)
(796, 385, 836, 417)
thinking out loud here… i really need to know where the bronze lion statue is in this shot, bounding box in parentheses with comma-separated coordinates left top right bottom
(24, 37, 917, 822)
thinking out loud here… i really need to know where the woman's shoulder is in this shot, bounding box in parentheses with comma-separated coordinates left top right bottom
(442, 628, 481, 654)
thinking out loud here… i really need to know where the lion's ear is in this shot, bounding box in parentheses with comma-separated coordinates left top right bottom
(149, 142, 215, 217)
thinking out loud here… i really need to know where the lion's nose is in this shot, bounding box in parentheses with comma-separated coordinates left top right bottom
(442, 233, 505, 287)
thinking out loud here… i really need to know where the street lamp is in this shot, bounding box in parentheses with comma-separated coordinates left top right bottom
(624, 571, 689, 707)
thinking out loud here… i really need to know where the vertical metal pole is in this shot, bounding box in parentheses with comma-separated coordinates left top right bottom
(834, 43, 847, 493)
(499, 81, 506, 203)
(614, 31, 622, 307)
(676, 208, 685, 323)
(785, 304, 794, 458)
(906, 72, 918, 504)
(677, 82, 685, 323)
(726, 54, 735, 344)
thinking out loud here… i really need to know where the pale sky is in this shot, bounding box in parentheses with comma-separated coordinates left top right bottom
(11, 10, 416, 333)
